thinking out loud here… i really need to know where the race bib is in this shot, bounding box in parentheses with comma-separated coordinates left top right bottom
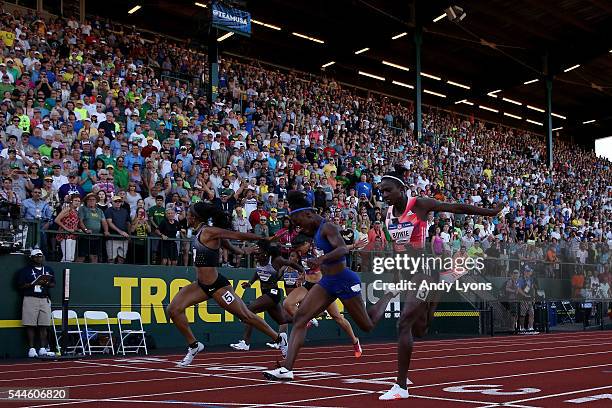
(416, 286, 429, 301)
(222, 291, 235, 304)
(387, 221, 415, 244)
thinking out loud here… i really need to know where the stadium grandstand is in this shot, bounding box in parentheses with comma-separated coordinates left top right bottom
(0, 0, 610, 406)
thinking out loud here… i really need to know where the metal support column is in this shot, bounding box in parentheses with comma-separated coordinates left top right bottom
(414, 21, 423, 143)
(208, 34, 219, 104)
(37, 0, 43, 13)
(544, 77, 553, 168)
(79, 0, 85, 24)
(543, 54, 553, 168)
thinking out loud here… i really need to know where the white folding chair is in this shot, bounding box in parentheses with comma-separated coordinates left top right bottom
(83, 311, 115, 355)
(51, 310, 85, 355)
(117, 311, 148, 356)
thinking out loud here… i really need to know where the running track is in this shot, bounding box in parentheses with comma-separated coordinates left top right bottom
(1, 331, 611, 407)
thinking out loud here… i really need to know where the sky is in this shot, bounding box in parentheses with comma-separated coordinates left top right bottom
(595, 136, 612, 161)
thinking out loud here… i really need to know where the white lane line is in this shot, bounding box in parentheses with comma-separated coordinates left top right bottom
(6, 330, 608, 370)
(506, 385, 612, 404)
(5, 330, 611, 377)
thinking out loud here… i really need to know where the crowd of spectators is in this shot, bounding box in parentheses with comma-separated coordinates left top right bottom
(0, 7, 610, 279)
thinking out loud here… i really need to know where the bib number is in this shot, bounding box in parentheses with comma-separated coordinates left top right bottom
(222, 291, 235, 304)
(416, 286, 429, 302)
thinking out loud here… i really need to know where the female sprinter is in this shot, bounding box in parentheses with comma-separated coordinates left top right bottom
(265, 249, 304, 350)
(378, 166, 503, 400)
(229, 241, 300, 351)
(283, 233, 363, 357)
(167, 202, 288, 367)
(263, 192, 396, 380)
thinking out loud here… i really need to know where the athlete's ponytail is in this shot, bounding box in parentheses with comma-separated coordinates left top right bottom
(191, 202, 232, 229)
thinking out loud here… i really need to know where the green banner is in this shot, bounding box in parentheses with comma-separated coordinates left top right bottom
(1, 255, 403, 358)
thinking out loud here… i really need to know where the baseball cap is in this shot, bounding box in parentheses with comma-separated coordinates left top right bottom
(112, 195, 123, 202)
(31, 249, 43, 257)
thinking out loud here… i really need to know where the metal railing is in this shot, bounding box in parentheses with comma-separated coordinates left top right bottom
(6, 221, 610, 278)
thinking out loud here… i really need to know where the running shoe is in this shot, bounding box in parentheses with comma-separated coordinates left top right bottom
(230, 340, 250, 351)
(263, 367, 294, 381)
(28, 348, 37, 358)
(176, 342, 204, 367)
(279, 332, 288, 358)
(353, 338, 362, 358)
(306, 318, 319, 329)
(379, 383, 409, 400)
(266, 341, 280, 349)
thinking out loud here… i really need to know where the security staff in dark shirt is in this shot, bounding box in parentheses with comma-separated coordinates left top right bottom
(17, 249, 55, 358)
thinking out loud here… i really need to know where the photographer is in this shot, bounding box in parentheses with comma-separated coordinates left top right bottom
(16, 250, 55, 358)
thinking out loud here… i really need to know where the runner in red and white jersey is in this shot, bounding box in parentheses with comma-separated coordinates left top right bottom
(377, 165, 503, 401)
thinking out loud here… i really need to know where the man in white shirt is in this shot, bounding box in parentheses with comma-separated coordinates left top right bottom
(50, 165, 68, 193)
(129, 125, 146, 145)
(210, 134, 222, 151)
(39, 118, 55, 139)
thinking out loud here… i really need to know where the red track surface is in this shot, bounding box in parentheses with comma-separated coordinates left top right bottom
(1, 331, 612, 407)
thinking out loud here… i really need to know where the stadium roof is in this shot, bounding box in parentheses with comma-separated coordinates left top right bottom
(94, 0, 612, 145)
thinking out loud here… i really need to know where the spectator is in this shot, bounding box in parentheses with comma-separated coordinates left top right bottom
(54, 194, 81, 262)
(105, 195, 130, 264)
(249, 201, 269, 229)
(254, 215, 269, 238)
(76, 193, 109, 263)
(147, 194, 167, 264)
(57, 171, 84, 202)
(130, 207, 150, 264)
(267, 208, 282, 236)
(157, 207, 179, 266)
(17, 249, 55, 358)
(366, 220, 387, 252)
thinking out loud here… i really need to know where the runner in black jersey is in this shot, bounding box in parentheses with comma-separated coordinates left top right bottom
(167, 202, 288, 367)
